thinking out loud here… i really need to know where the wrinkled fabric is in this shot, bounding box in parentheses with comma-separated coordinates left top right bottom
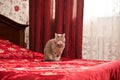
(0, 39, 44, 59)
(0, 59, 120, 80)
(0, 59, 111, 80)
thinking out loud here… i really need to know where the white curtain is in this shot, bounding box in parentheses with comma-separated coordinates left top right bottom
(82, 0, 120, 60)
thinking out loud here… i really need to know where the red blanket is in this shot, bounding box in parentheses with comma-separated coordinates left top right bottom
(0, 59, 115, 80)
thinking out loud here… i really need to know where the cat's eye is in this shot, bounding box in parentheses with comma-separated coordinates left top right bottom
(57, 36, 62, 38)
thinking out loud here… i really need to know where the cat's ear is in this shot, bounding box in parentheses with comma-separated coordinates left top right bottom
(63, 33, 65, 37)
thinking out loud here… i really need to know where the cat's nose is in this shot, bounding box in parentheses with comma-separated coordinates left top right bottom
(57, 41, 63, 45)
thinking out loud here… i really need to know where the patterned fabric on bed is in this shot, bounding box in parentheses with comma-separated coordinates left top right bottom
(0, 59, 120, 80)
(0, 39, 44, 59)
(0, 59, 111, 80)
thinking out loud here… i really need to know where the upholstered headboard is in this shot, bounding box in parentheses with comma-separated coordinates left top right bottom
(0, 14, 28, 47)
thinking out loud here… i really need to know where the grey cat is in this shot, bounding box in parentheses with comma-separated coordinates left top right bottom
(44, 33, 65, 61)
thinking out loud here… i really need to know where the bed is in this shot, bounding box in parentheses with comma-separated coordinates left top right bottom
(0, 14, 120, 80)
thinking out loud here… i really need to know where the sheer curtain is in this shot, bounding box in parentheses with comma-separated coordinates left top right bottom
(83, 0, 120, 60)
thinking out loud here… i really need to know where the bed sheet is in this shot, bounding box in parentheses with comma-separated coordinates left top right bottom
(0, 59, 112, 80)
(0, 39, 43, 59)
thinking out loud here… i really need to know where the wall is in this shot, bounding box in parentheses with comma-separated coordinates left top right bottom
(0, 0, 29, 48)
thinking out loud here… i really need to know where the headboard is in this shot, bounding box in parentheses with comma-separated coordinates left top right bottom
(0, 14, 28, 48)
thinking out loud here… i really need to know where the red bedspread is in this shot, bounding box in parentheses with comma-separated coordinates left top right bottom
(0, 59, 120, 80)
(0, 39, 43, 59)
(0, 39, 120, 80)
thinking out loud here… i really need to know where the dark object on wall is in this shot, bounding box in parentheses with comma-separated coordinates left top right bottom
(0, 14, 28, 47)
